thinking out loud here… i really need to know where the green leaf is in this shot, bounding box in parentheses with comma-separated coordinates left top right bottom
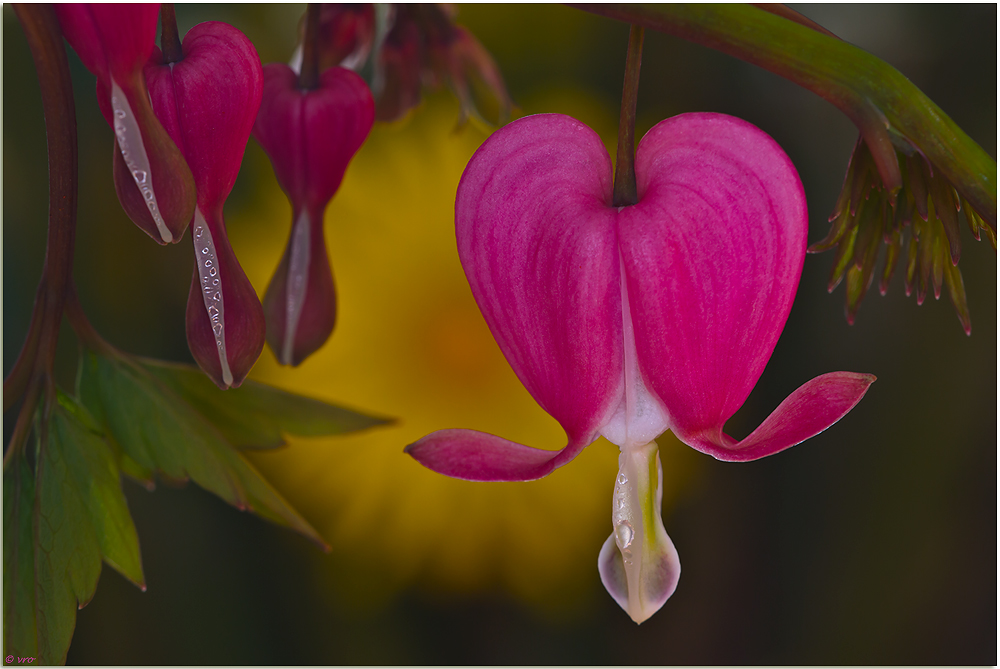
(140, 358, 392, 449)
(78, 351, 328, 548)
(3, 393, 144, 665)
(4, 447, 39, 662)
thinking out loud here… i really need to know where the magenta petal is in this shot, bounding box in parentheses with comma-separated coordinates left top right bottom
(253, 64, 374, 213)
(620, 113, 809, 437)
(456, 114, 623, 445)
(56, 4, 160, 104)
(678, 371, 876, 462)
(145, 22, 265, 388)
(146, 22, 263, 211)
(405, 429, 590, 482)
(57, 4, 196, 243)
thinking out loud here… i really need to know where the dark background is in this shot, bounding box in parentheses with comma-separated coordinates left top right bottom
(4, 4, 995, 664)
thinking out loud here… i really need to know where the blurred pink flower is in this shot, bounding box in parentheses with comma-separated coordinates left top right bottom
(253, 64, 374, 366)
(407, 112, 875, 622)
(145, 22, 264, 389)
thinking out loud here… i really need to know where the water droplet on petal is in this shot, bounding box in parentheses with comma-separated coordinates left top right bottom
(615, 520, 634, 550)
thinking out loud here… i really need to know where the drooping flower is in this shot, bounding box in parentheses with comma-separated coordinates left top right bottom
(301, 4, 512, 127)
(406, 113, 875, 623)
(55, 3, 196, 244)
(144, 22, 265, 389)
(253, 64, 375, 366)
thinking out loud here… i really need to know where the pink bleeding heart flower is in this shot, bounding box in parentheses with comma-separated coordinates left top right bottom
(253, 64, 374, 366)
(55, 3, 196, 244)
(406, 113, 876, 623)
(144, 22, 265, 389)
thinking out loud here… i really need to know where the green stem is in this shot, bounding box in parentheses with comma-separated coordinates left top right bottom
(574, 4, 996, 225)
(613, 25, 644, 208)
(160, 4, 184, 64)
(299, 3, 321, 90)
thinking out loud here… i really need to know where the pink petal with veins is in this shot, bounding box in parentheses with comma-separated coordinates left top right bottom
(456, 114, 624, 447)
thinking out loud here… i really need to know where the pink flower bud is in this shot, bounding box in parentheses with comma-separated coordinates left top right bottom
(56, 3, 196, 244)
(253, 64, 374, 365)
(145, 22, 265, 389)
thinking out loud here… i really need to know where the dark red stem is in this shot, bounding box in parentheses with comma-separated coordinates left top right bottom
(6, 4, 78, 454)
(612, 25, 644, 208)
(299, 3, 321, 90)
(160, 4, 184, 64)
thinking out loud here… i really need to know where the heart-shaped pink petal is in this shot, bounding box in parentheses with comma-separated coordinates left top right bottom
(456, 114, 624, 447)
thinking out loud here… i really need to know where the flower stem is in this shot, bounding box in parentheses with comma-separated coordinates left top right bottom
(613, 24, 644, 208)
(6, 4, 78, 454)
(160, 4, 184, 64)
(575, 4, 995, 225)
(299, 3, 321, 90)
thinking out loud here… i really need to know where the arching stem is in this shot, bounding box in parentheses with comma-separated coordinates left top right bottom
(613, 25, 644, 208)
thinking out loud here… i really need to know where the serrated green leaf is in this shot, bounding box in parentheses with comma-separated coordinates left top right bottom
(49, 395, 146, 590)
(140, 358, 392, 449)
(79, 351, 328, 548)
(4, 394, 144, 665)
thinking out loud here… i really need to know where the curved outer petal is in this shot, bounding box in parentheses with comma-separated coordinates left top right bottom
(410, 115, 625, 481)
(253, 64, 374, 213)
(682, 371, 876, 461)
(405, 429, 590, 482)
(145, 22, 265, 388)
(456, 114, 623, 456)
(622, 112, 871, 459)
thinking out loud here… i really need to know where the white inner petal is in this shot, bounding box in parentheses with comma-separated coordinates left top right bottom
(110, 78, 172, 243)
(281, 210, 312, 365)
(599, 253, 670, 451)
(193, 209, 234, 387)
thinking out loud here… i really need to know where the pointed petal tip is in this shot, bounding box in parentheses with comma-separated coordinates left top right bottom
(406, 429, 587, 482)
(678, 371, 876, 462)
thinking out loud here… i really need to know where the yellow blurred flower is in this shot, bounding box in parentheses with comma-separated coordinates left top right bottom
(231, 91, 700, 615)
